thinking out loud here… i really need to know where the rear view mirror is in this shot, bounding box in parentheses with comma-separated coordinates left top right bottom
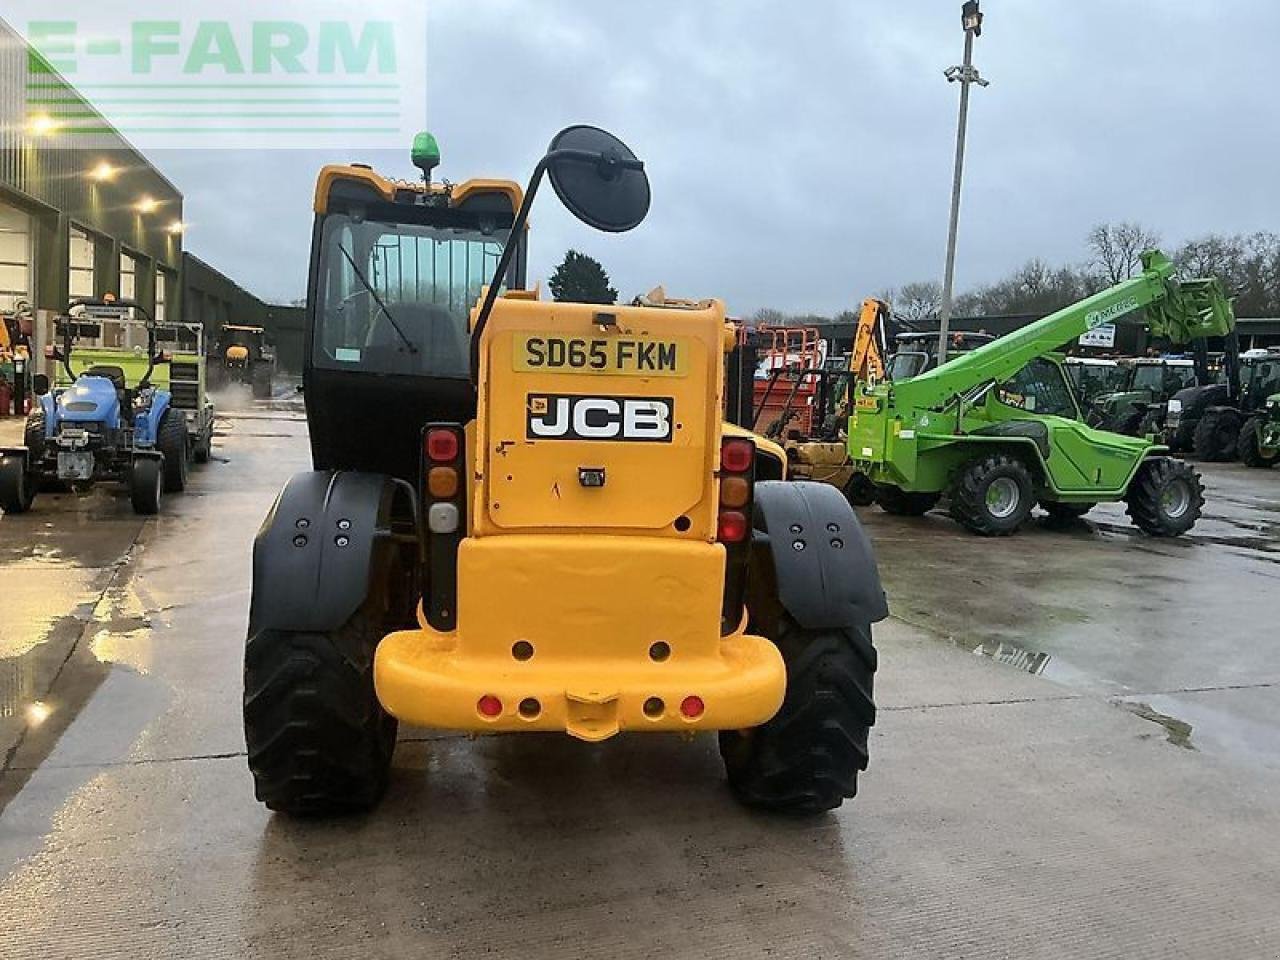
(546, 125, 651, 233)
(33, 374, 49, 396)
(469, 124, 649, 383)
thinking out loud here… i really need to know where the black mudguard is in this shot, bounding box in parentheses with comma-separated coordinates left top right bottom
(751, 481, 888, 630)
(249, 470, 416, 635)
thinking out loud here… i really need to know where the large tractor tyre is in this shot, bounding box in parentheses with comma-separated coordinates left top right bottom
(1040, 500, 1094, 523)
(843, 471, 876, 507)
(720, 616, 876, 815)
(244, 523, 413, 817)
(244, 612, 398, 816)
(23, 418, 46, 461)
(948, 454, 1035, 536)
(1113, 408, 1145, 437)
(1192, 408, 1242, 462)
(1125, 458, 1203, 537)
(251, 365, 273, 400)
(1169, 420, 1196, 453)
(192, 428, 212, 465)
(157, 411, 189, 493)
(0, 455, 35, 514)
(128, 457, 164, 515)
(1237, 417, 1279, 469)
(874, 484, 940, 516)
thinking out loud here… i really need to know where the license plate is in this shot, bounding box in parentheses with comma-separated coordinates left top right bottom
(514, 335, 688, 377)
(57, 451, 94, 480)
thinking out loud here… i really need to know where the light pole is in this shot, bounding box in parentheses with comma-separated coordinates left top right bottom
(936, 1, 989, 365)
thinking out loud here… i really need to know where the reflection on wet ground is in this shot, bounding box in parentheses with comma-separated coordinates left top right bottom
(0, 399, 305, 813)
(865, 464, 1280, 771)
(3, 400, 1280, 958)
(1120, 700, 1195, 749)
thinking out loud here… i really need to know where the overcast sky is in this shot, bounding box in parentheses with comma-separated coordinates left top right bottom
(151, 0, 1280, 316)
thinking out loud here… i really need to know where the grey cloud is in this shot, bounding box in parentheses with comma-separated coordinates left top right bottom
(159, 0, 1280, 314)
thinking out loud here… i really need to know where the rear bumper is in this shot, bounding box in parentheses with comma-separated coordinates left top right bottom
(374, 535, 786, 741)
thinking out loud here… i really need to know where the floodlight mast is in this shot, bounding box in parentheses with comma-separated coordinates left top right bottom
(936, 1, 990, 366)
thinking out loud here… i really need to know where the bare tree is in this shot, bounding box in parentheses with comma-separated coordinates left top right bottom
(883, 280, 942, 330)
(1086, 221, 1161, 285)
(748, 307, 786, 329)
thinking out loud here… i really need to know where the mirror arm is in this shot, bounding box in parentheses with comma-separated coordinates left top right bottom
(468, 147, 644, 385)
(468, 154, 551, 386)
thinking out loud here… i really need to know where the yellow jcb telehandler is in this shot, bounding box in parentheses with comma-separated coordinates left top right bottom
(243, 128, 887, 816)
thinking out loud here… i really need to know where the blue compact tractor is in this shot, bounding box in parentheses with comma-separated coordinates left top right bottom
(0, 299, 190, 515)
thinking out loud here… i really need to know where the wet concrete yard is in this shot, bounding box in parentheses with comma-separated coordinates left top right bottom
(2, 400, 1278, 958)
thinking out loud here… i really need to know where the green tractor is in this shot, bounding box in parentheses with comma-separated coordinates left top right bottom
(1238, 390, 1280, 468)
(1165, 348, 1280, 460)
(848, 251, 1235, 537)
(1083, 356, 1198, 435)
(1065, 356, 1125, 408)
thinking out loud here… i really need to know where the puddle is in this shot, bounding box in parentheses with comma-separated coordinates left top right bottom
(1119, 701, 1195, 749)
(1114, 691, 1280, 770)
(0, 541, 160, 811)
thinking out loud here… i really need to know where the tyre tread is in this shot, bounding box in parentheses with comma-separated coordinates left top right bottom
(721, 618, 876, 815)
(157, 409, 188, 492)
(948, 453, 1034, 536)
(244, 610, 396, 815)
(1124, 457, 1204, 536)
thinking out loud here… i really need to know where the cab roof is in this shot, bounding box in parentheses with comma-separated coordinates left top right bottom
(314, 163, 523, 217)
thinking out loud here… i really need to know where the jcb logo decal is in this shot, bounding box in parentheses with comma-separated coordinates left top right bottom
(526, 394, 674, 442)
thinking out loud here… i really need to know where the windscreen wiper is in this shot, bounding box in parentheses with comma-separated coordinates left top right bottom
(337, 245, 418, 355)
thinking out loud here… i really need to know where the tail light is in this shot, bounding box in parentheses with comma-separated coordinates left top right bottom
(427, 465, 459, 499)
(717, 437, 755, 544)
(421, 423, 466, 631)
(718, 436, 756, 632)
(717, 510, 749, 543)
(426, 428, 460, 463)
(721, 438, 754, 474)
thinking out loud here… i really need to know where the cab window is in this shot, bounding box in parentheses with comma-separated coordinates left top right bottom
(315, 213, 507, 378)
(997, 358, 1079, 419)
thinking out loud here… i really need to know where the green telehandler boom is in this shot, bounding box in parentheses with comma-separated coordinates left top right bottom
(848, 250, 1235, 536)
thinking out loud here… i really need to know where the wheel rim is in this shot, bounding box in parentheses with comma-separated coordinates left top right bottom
(1161, 479, 1192, 519)
(985, 477, 1021, 519)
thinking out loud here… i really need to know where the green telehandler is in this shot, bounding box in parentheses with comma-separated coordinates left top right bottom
(848, 251, 1235, 537)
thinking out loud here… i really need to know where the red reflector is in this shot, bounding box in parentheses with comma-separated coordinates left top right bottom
(717, 510, 749, 543)
(477, 695, 502, 718)
(427, 429, 460, 463)
(680, 695, 705, 719)
(721, 438, 754, 474)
